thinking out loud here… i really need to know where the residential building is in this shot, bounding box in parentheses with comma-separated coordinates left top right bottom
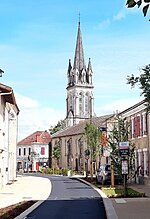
(118, 100, 150, 185)
(17, 131, 51, 172)
(0, 83, 19, 188)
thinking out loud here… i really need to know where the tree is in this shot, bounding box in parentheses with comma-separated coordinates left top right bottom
(84, 122, 102, 179)
(53, 141, 61, 167)
(127, 64, 150, 111)
(107, 116, 135, 180)
(126, 0, 150, 19)
(49, 119, 66, 135)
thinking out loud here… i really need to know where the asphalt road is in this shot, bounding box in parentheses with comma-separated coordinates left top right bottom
(25, 175, 107, 219)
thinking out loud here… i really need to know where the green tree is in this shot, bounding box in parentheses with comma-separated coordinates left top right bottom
(127, 64, 150, 111)
(107, 116, 135, 179)
(53, 141, 61, 166)
(126, 0, 150, 19)
(49, 119, 66, 135)
(84, 122, 102, 179)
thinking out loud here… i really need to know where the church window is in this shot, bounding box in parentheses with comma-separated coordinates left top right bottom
(69, 95, 73, 110)
(85, 94, 89, 116)
(79, 92, 83, 116)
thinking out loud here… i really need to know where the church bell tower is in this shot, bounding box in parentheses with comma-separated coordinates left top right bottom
(66, 21, 94, 127)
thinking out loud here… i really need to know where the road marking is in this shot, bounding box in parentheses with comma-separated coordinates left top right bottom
(115, 199, 126, 203)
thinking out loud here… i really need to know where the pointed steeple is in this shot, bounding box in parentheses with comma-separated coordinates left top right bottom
(73, 21, 86, 71)
(87, 58, 92, 72)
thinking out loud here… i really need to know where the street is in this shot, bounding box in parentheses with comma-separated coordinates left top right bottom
(25, 175, 107, 219)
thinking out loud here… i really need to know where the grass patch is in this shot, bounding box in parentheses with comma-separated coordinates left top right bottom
(101, 186, 145, 198)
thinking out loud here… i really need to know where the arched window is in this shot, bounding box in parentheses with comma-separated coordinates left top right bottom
(85, 93, 89, 116)
(69, 94, 73, 110)
(79, 92, 83, 117)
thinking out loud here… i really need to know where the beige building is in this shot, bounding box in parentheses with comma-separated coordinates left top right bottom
(0, 83, 19, 188)
(118, 100, 150, 185)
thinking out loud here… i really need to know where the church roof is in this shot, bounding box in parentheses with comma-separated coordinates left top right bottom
(73, 22, 86, 71)
(52, 115, 113, 138)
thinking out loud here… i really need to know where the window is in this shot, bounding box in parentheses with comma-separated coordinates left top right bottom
(69, 95, 73, 110)
(28, 147, 31, 155)
(23, 148, 26, 156)
(79, 92, 83, 116)
(19, 148, 21, 156)
(41, 147, 45, 155)
(85, 94, 89, 116)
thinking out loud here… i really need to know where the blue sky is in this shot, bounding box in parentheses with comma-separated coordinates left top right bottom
(0, 0, 150, 140)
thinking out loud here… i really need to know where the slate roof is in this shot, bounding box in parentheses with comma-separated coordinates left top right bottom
(52, 115, 113, 138)
(17, 131, 51, 145)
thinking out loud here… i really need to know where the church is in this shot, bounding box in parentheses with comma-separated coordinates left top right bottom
(51, 21, 110, 172)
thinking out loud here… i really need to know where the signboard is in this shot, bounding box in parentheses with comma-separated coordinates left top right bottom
(119, 141, 129, 149)
(122, 160, 128, 174)
(119, 141, 129, 157)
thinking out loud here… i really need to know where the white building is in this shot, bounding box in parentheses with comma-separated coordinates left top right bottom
(17, 131, 51, 172)
(0, 83, 19, 188)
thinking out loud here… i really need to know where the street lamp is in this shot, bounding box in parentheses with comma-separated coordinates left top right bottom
(0, 69, 4, 77)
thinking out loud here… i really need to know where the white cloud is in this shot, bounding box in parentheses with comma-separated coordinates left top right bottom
(15, 93, 65, 141)
(95, 97, 143, 116)
(98, 19, 110, 29)
(113, 11, 126, 21)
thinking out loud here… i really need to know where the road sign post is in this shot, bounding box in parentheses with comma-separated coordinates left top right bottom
(119, 142, 129, 197)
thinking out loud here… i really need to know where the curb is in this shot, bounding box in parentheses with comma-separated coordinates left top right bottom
(75, 177, 118, 219)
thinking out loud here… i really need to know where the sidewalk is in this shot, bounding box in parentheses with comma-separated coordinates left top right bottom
(111, 183, 150, 219)
(0, 174, 51, 208)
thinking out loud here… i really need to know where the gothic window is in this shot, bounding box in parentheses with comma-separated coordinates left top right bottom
(67, 138, 72, 168)
(85, 93, 89, 116)
(69, 95, 73, 110)
(79, 92, 83, 117)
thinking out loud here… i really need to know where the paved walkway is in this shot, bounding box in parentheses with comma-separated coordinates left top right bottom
(111, 183, 150, 219)
(0, 174, 150, 219)
(0, 174, 51, 208)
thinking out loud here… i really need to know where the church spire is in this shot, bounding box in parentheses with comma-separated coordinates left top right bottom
(73, 21, 86, 71)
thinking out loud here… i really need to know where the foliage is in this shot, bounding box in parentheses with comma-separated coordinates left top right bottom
(107, 116, 135, 178)
(127, 64, 150, 111)
(84, 122, 102, 161)
(49, 119, 66, 135)
(126, 0, 150, 19)
(53, 141, 61, 161)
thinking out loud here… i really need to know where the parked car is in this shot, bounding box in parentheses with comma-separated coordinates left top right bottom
(96, 164, 123, 185)
(96, 164, 111, 185)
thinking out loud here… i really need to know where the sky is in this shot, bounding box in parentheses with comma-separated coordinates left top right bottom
(0, 0, 150, 141)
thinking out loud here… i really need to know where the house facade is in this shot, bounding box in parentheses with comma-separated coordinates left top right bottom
(17, 131, 51, 172)
(0, 83, 19, 188)
(118, 100, 150, 185)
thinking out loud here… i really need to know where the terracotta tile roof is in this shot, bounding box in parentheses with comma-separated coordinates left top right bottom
(52, 115, 112, 138)
(17, 131, 51, 145)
